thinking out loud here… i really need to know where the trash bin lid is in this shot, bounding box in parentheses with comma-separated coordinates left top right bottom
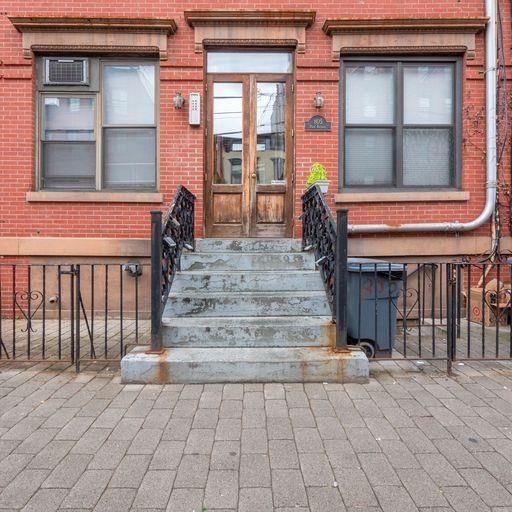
(347, 258, 405, 273)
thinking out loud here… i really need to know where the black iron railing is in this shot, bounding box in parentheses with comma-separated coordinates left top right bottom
(301, 184, 348, 349)
(150, 185, 196, 351)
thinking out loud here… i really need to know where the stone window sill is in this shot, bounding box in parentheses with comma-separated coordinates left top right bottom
(26, 191, 163, 203)
(334, 191, 470, 203)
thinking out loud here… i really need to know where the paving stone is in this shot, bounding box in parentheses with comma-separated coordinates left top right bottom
(149, 440, 185, 470)
(443, 486, 492, 512)
(174, 454, 210, 488)
(220, 399, 243, 418)
(88, 439, 130, 469)
(91, 407, 125, 429)
(60, 469, 112, 509)
(419, 452, 467, 487)
(289, 407, 316, 428)
(397, 468, 448, 508)
(128, 427, 163, 455)
(162, 417, 192, 441)
(266, 399, 289, 418)
(42, 453, 92, 488)
(93, 487, 136, 512)
(264, 383, 285, 400)
(378, 439, 421, 469)
(0, 453, 34, 487)
(241, 427, 267, 453)
(460, 468, 512, 507)
(55, 416, 95, 441)
(324, 439, 359, 469)
(294, 427, 324, 453)
(172, 399, 199, 418)
(109, 454, 151, 488)
(307, 486, 346, 512)
(192, 408, 219, 429)
(131, 470, 175, 509)
(476, 452, 512, 486)
(266, 416, 292, 439)
(223, 384, 244, 400)
(240, 453, 271, 487)
(242, 408, 266, 429)
(15, 427, 58, 453)
(269, 439, 299, 469)
(299, 452, 335, 487)
(346, 427, 381, 453)
(211, 440, 240, 470)
(28, 440, 74, 470)
(20, 487, 68, 512)
(179, 384, 203, 399)
(204, 470, 238, 509)
(243, 391, 265, 409)
(238, 487, 273, 512)
(433, 438, 482, 468)
(165, 488, 203, 512)
(272, 469, 308, 508)
(373, 484, 420, 512)
(110, 417, 144, 440)
(286, 390, 309, 408)
(333, 468, 379, 508)
(70, 428, 111, 454)
(305, 383, 328, 400)
(0, 469, 49, 509)
(184, 428, 214, 454)
(124, 399, 154, 418)
(199, 391, 222, 409)
(215, 418, 241, 440)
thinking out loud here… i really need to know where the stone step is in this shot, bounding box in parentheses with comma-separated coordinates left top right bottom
(121, 346, 369, 384)
(162, 316, 334, 348)
(165, 291, 332, 317)
(180, 252, 315, 272)
(171, 270, 324, 293)
(195, 238, 303, 253)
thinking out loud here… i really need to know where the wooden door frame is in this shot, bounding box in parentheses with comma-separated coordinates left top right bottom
(204, 72, 294, 238)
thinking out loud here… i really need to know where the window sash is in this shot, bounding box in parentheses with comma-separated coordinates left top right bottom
(342, 58, 458, 189)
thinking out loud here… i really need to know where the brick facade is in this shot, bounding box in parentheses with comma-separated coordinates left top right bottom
(0, 1, 510, 260)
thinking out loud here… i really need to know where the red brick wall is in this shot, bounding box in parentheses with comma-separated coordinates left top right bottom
(1, 1, 509, 252)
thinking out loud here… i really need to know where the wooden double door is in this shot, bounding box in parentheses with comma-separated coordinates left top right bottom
(205, 73, 293, 237)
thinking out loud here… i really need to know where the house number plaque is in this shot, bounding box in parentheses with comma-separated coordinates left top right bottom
(304, 115, 331, 131)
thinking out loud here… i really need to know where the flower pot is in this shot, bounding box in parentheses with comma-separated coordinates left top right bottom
(313, 180, 329, 194)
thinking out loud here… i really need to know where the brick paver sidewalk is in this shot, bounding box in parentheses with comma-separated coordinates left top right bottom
(2, 360, 512, 511)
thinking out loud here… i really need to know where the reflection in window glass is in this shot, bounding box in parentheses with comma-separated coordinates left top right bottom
(213, 83, 243, 184)
(256, 83, 286, 185)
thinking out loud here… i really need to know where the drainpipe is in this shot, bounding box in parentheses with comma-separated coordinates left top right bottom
(348, 0, 497, 234)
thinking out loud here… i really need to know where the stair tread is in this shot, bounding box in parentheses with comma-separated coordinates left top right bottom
(162, 315, 333, 325)
(168, 290, 327, 297)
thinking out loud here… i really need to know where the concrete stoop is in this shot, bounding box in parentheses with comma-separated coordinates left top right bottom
(121, 238, 369, 384)
(121, 346, 369, 384)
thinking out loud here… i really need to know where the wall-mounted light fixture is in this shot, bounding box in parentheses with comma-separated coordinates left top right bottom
(173, 92, 185, 109)
(314, 91, 324, 109)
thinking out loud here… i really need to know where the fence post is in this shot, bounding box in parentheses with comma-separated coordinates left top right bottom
(75, 264, 81, 373)
(446, 263, 457, 375)
(150, 211, 163, 353)
(335, 209, 348, 350)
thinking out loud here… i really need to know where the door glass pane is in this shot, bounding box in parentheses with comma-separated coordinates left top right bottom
(207, 52, 292, 73)
(404, 65, 453, 125)
(403, 128, 452, 186)
(345, 128, 394, 186)
(44, 97, 95, 141)
(345, 65, 395, 124)
(256, 82, 286, 184)
(213, 83, 243, 184)
(103, 128, 156, 188)
(103, 64, 155, 125)
(42, 142, 96, 189)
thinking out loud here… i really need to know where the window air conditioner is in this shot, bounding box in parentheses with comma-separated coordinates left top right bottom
(44, 58, 89, 85)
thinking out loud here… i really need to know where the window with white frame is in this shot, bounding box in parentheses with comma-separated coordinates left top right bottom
(39, 58, 157, 190)
(341, 57, 461, 189)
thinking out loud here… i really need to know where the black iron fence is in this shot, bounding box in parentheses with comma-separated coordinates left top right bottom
(0, 263, 149, 371)
(301, 185, 512, 372)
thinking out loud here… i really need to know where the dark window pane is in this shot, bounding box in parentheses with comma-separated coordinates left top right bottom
(103, 128, 156, 188)
(403, 128, 452, 186)
(345, 128, 394, 186)
(42, 142, 96, 189)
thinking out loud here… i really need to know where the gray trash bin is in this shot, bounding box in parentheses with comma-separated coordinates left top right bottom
(347, 258, 405, 358)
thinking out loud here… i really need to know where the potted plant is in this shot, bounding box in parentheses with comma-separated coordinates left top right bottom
(306, 162, 329, 194)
